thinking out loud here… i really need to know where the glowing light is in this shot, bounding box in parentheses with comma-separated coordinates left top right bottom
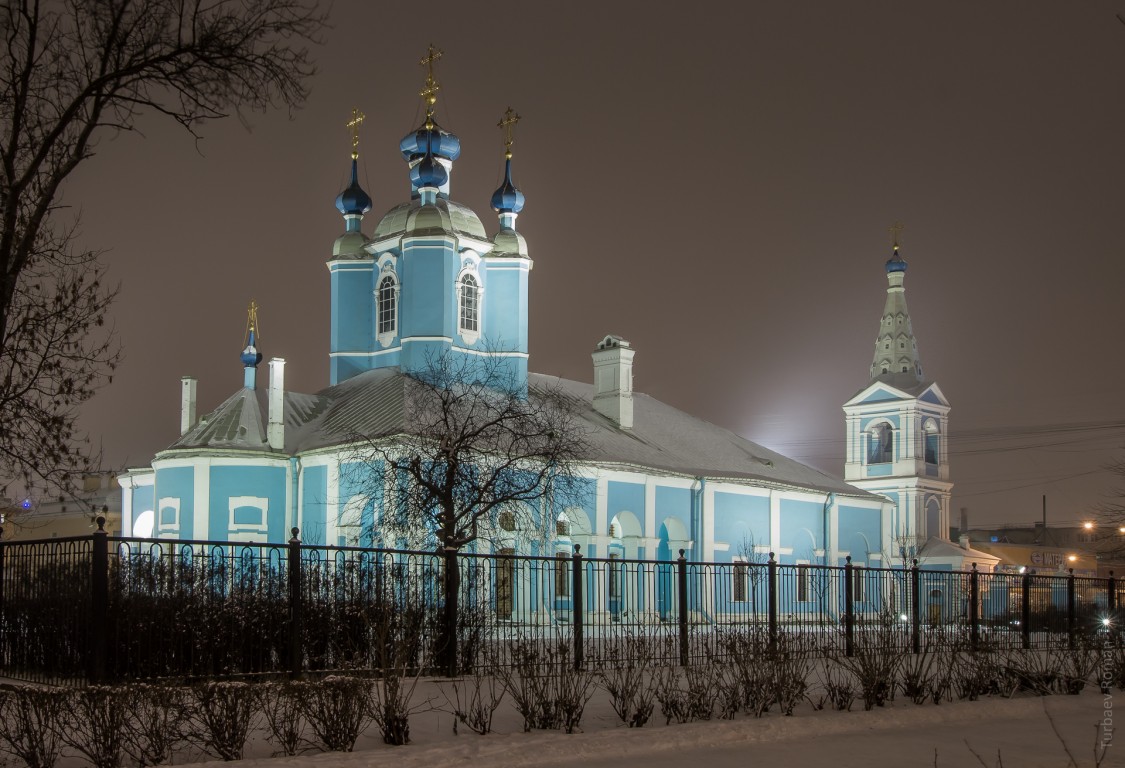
(899, 614, 908, 622)
(133, 510, 155, 539)
(1067, 555, 1077, 562)
(20, 499, 31, 509)
(1083, 521, 1094, 530)
(1103, 617, 1113, 627)
(1018, 566, 1027, 574)
(1119, 527, 1125, 534)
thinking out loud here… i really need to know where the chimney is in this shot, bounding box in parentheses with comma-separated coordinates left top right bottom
(268, 358, 285, 451)
(959, 507, 968, 535)
(180, 376, 197, 436)
(592, 335, 634, 429)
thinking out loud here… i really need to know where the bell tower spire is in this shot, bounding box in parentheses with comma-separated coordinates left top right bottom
(870, 223, 923, 386)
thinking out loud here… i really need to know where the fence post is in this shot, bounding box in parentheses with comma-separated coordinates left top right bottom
(89, 516, 109, 683)
(677, 550, 689, 666)
(287, 528, 303, 678)
(572, 545, 583, 671)
(844, 555, 854, 658)
(1067, 568, 1076, 651)
(969, 563, 979, 652)
(767, 552, 778, 652)
(1021, 569, 1031, 650)
(910, 559, 920, 654)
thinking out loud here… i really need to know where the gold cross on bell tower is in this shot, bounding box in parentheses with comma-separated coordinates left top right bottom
(888, 222, 904, 250)
(419, 44, 443, 128)
(346, 108, 365, 160)
(498, 107, 521, 159)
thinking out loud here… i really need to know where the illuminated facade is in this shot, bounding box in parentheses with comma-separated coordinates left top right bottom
(119, 52, 897, 621)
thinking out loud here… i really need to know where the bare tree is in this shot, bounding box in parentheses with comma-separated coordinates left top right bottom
(0, 0, 327, 497)
(348, 351, 590, 673)
(1095, 453, 1125, 559)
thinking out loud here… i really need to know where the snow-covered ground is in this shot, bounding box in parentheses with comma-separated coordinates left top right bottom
(175, 682, 1116, 768)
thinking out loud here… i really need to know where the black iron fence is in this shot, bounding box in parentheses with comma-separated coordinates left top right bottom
(0, 523, 1121, 685)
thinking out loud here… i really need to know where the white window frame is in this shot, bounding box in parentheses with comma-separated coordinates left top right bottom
(456, 263, 482, 345)
(228, 495, 269, 535)
(156, 497, 180, 533)
(375, 267, 399, 347)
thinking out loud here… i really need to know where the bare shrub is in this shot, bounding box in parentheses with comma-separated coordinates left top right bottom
(1003, 650, 1062, 696)
(899, 647, 941, 704)
(121, 683, 190, 767)
(190, 681, 261, 761)
(59, 686, 131, 768)
(833, 625, 901, 711)
(816, 665, 856, 711)
(950, 651, 1008, 701)
(655, 664, 718, 724)
(766, 635, 813, 716)
(499, 639, 597, 733)
(260, 681, 311, 757)
(440, 664, 506, 735)
(0, 686, 67, 768)
(303, 676, 374, 752)
(600, 634, 658, 727)
(1056, 648, 1099, 695)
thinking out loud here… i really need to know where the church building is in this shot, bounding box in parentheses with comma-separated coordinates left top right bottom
(118, 50, 934, 621)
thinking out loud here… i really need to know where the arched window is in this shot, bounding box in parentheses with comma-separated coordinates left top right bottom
(924, 419, 939, 465)
(867, 423, 893, 464)
(459, 274, 479, 336)
(377, 275, 397, 338)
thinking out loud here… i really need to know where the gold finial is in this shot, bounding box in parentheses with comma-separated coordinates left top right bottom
(888, 222, 904, 250)
(419, 44, 443, 128)
(246, 300, 260, 340)
(498, 107, 521, 160)
(346, 108, 365, 160)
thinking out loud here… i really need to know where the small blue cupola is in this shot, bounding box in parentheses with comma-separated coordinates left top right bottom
(401, 45, 459, 197)
(240, 301, 263, 389)
(491, 107, 525, 230)
(332, 109, 372, 258)
(409, 149, 448, 204)
(885, 244, 907, 273)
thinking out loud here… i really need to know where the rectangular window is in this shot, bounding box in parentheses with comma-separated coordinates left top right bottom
(733, 560, 748, 602)
(555, 551, 569, 598)
(925, 434, 938, 464)
(796, 564, 810, 602)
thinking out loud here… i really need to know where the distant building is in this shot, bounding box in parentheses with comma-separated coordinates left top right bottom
(963, 521, 1121, 577)
(2, 472, 122, 540)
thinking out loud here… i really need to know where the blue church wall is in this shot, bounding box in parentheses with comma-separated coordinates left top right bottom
(607, 481, 645, 531)
(130, 484, 154, 532)
(154, 465, 193, 538)
(301, 464, 328, 545)
(481, 265, 528, 351)
(338, 460, 380, 548)
(712, 491, 769, 560)
(330, 263, 374, 353)
(778, 498, 822, 562)
(401, 240, 454, 338)
(209, 465, 286, 542)
(655, 486, 692, 560)
(838, 504, 882, 565)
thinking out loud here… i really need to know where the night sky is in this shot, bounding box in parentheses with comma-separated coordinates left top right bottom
(63, 2, 1125, 527)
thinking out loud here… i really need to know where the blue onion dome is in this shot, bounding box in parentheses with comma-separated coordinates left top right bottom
(334, 158, 372, 216)
(885, 245, 907, 273)
(491, 157, 525, 214)
(399, 118, 461, 162)
(240, 328, 263, 368)
(410, 150, 448, 189)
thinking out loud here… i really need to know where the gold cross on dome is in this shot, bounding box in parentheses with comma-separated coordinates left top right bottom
(419, 44, 443, 122)
(246, 300, 260, 339)
(346, 108, 365, 160)
(888, 222, 904, 249)
(498, 107, 521, 159)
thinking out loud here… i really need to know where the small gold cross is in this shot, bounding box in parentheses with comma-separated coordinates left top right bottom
(498, 107, 521, 159)
(419, 44, 443, 122)
(346, 108, 365, 160)
(888, 222, 904, 249)
(246, 300, 260, 339)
